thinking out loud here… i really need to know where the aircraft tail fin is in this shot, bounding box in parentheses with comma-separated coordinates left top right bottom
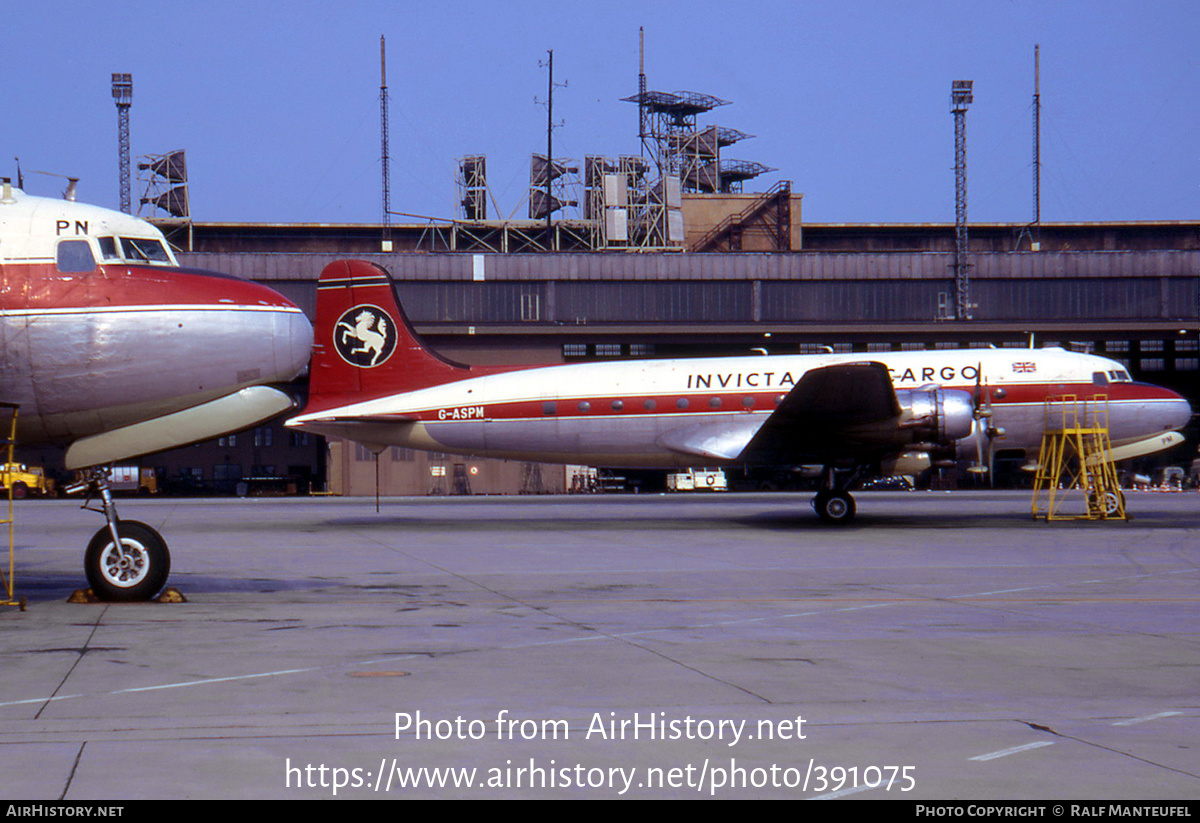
(307, 259, 470, 405)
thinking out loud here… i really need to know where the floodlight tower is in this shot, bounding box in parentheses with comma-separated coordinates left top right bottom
(112, 73, 133, 213)
(950, 79, 973, 321)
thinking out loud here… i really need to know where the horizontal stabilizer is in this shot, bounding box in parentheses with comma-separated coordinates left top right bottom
(294, 413, 416, 425)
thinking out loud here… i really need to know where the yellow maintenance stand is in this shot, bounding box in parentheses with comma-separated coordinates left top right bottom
(0, 402, 25, 609)
(1032, 394, 1127, 521)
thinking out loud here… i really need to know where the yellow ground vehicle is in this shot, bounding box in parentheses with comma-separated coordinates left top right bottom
(0, 463, 54, 498)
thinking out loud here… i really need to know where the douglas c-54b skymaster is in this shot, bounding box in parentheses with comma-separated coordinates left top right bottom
(288, 260, 1192, 521)
(0, 181, 312, 599)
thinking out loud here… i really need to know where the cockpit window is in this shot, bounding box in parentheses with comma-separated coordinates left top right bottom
(97, 236, 120, 262)
(1110, 370, 1132, 382)
(119, 236, 171, 263)
(55, 239, 96, 273)
(1092, 371, 1109, 386)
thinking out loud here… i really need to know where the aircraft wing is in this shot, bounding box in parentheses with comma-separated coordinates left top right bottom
(657, 417, 765, 461)
(742, 362, 902, 462)
(661, 362, 904, 464)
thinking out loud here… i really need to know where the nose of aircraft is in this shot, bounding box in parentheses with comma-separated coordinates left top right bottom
(281, 304, 315, 378)
(216, 275, 314, 385)
(1137, 383, 1194, 435)
(1163, 389, 1194, 432)
(164, 266, 313, 390)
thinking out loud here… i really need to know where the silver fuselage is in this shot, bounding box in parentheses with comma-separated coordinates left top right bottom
(292, 348, 1192, 468)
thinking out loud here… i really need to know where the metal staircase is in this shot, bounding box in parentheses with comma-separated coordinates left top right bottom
(1031, 394, 1127, 521)
(691, 180, 792, 252)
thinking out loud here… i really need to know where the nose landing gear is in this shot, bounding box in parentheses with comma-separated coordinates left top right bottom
(68, 468, 171, 602)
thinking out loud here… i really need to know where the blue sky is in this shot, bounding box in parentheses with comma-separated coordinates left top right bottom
(3, 1, 1195, 224)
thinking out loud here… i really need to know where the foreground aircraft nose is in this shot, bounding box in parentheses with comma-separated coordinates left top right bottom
(56, 269, 314, 469)
(256, 290, 314, 384)
(177, 269, 313, 388)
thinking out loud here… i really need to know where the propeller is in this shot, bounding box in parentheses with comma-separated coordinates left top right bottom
(966, 363, 1004, 485)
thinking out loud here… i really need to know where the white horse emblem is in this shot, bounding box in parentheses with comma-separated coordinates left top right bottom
(334, 306, 396, 367)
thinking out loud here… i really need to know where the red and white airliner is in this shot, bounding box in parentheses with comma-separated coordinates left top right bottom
(0, 181, 312, 599)
(288, 259, 1191, 520)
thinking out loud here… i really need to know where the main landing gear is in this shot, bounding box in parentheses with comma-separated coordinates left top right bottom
(810, 466, 862, 525)
(68, 468, 170, 602)
(812, 489, 856, 525)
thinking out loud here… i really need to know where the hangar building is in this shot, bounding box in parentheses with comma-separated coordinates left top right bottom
(117, 191, 1199, 496)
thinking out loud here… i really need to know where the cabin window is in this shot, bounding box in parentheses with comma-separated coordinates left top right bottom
(55, 240, 96, 273)
(576, 401, 591, 413)
(642, 399, 656, 411)
(676, 398, 689, 410)
(119, 236, 170, 263)
(610, 400, 624, 412)
(542, 401, 557, 415)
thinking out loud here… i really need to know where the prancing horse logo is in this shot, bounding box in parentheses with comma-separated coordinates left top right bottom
(334, 305, 397, 367)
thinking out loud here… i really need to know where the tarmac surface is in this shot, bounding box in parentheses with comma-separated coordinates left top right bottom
(1, 491, 1197, 800)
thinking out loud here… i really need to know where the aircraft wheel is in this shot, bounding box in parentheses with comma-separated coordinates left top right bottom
(1100, 490, 1124, 518)
(85, 521, 171, 602)
(813, 490, 856, 525)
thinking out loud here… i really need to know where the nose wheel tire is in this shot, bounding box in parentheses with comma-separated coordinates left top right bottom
(84, 521, 171, 602)
(1090, 490, 1125, 518)
(813, 490, 856, 525)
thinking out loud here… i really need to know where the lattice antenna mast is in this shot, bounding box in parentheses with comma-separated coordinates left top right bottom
(112, 73, 133, 213)
(638, 28, 648, 156)
(535, 49, 567, 235)
(950, 80, 973, 321)
(545, 49, 553, 235)
(1032, 44, 1041, 229)
(380, 35, 391, 245)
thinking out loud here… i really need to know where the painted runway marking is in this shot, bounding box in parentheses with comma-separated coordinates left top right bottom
(811, 783, 878, 799)
(1112, 711, 1182, 726)
(0, 658, 424, 708)
(969, 741, 1054, 761)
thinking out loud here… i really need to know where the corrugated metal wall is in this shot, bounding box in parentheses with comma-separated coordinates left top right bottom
(179, 250, 1199, 325)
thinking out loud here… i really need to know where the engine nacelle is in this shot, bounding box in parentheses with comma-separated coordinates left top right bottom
(894, 387, 974, 446)
(879, 451, 933, 476)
